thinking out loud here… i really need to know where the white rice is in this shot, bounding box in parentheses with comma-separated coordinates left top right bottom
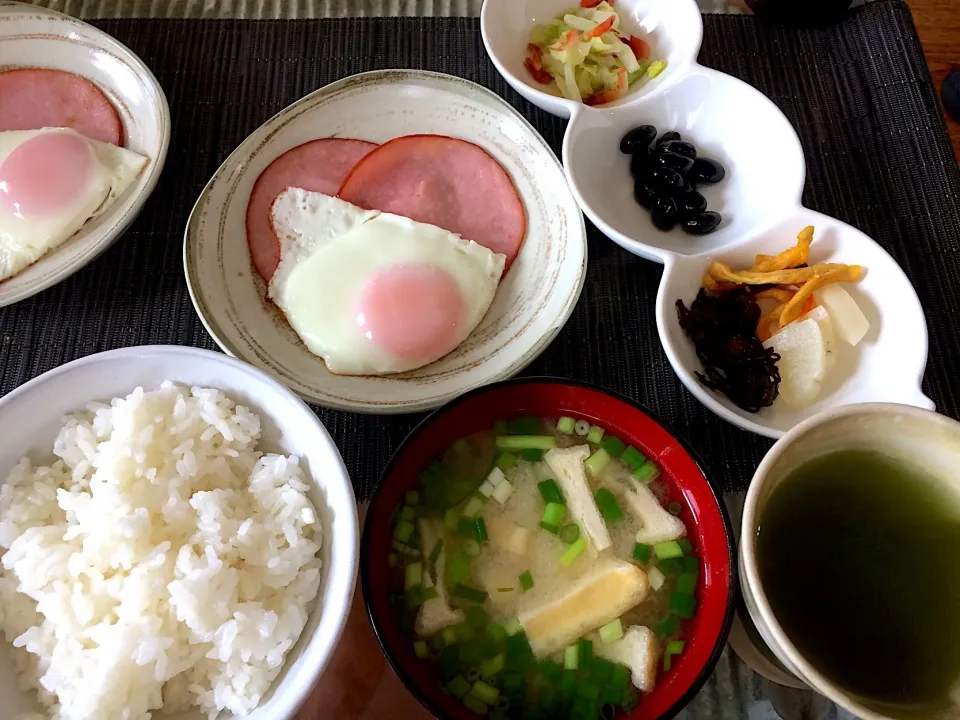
(0, 382, 323, 720)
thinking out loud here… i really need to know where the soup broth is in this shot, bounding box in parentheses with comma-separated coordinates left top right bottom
(757, 450, 960, 714)
(388, 416, 701, 719)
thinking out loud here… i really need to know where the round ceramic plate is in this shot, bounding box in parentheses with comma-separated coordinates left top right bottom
(482, 0, 932, 438)
(0, 1, 170, 307)
(185, 69, 587, 414)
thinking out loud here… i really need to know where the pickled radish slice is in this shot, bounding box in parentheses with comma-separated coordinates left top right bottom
(764, 317, 826, 408)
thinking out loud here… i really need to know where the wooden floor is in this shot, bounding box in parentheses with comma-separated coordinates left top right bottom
(907, 0, 960, 158)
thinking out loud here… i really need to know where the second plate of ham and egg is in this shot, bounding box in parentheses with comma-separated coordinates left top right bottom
(185, 70, 587, 412)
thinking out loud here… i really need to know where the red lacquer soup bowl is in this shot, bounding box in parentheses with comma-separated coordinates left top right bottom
(361, 378, 736, 719)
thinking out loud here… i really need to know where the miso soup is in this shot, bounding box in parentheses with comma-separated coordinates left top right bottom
(757, 450, 960, 714)
(388, 416, 701, 719)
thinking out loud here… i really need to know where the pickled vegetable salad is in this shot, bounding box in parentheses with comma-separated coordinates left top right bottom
(525, 1, 666, 106)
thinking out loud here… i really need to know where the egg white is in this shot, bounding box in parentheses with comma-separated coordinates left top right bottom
(268, 188, 505, 375)
(0, 128, 147, 281)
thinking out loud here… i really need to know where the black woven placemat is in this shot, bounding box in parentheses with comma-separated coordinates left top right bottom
(0, 0, 957, 501)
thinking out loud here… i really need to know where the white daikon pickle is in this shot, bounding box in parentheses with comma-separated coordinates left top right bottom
(764, 317, 826, 408)
(816, 284, 869, 346)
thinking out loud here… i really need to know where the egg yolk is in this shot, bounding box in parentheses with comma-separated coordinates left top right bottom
(0, 131, 92, 219)
(355, 262, 465, 361)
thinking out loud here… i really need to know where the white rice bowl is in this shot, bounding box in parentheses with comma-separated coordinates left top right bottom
(0, 347, 358, 720)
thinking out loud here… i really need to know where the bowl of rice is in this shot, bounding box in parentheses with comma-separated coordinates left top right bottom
(0, 346, 359, 720)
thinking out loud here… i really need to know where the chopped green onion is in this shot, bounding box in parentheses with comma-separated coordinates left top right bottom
(655, 615, 680, 638)
(496, 587, 513, 593)
(393, 519, 415, 544)
(480, 653, 506, 679)
(444, 506, 461, 531)
(405, 490, 420, 505)
(564, 644, 579, 670)
(505, 416, 540, 435)
(458, 516, 487, 543)
(658, 557, 685, 574)
(620, 445, 647, 471)
(599, 618, 624, 644)
(505, 631, 533, 665)
(681, 555, 700, 573)
(521, 448, 544, 462)
(463, 539, 481, 557)
(476, 517, 488, 543)
(670, 591, 697, 619)
(495, 452, 516, 471)
(503, 617, 522, 636)
(557, 416, 576, 434)
(405, 562, 422, 590)
(676, 572, 697, 596)
(470, 679, 500, 705)
(586, 425, 605, 443)
(447, 554, 471, 587)
(414, 640, 429, 658)
(663, 653, 674, 672)
(421, 587, 438, 602)
(391, 541, 419, 558)
(494, 696, 510, 713)
(648, 565, 666, 591)
(495, 435, 556, 451)
(560, 536, 587, 566)
(632, 543, 651, 563)
(466, 605, 489, 630)
(584, 448, 611, 476)
(677, 538, 693, 554)
(600, 436, 626, 458)
(462, 496, 485, 518)
(654, 541, 684, 560)
(401, 505, 416, 522)
(632, 460, 660, 483)
(666, 640, 686, 655)
(487, 623, 507, 644)
(453, 583, 489, 604)
(668, 501, 683, 516)
(539, 521, 559, 534)
(578, 637, 593, 667)
(446, 674, 471, 699)
(542, 502, 565, 527)
(519, 570, 534, 591)
(464, 665, 481, 682)
(405, 587, 424, 609)
(594, 488, 624, 524)
(492, 480, 514, 504)
(442, 626, 459, 647)
(537, 479, 565, 505)
(428, 539, 444, 567)
(408, 531, 421, 550)
(559, 524, 580, 544)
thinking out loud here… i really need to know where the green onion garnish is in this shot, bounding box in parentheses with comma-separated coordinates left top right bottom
(463, 538, 481, 557)
(668, 501, 683, 516)
(393, 519, 415, 544)
(461, 694, 487, 715)
(519, 570, 534, 591)
(414, 640, 429, 658)
(405, 490, 420, 506)
(584, 448, 611, 476)
(654, 541, 684, 560)
(539, 521, 559, 534)
(586, 425, 605, 444)
(504, 617, 522, 636)
(521, 448, 544, 462)
(505, 416, 540, 435)
(447, 554, 471, 587)
(405, 562, 422, 590)
(496, 586, 513, 593)
(462, 496, 485, 518)
(632, 460, 660, 483)
(676, 572, 697, 596)
(658, 557, 685, 574)
(470, 679, 500, 705)
(487, 623, 507, 644)
(405, 587, 423, 609)
(654, 615, 680, 638)
(632, 543, 651, 563)
(681, 555, 700, 573)
(428, 539, 443, 567)
(559, 524, 580, 544)
(453, 583, 489, 604)
(495, 452, 516, 471)
(599, 618, 624, 644)
(670, 591, 697, 619)
(421, 587, 438, 602)
(663, 640, 686, 671)
(677, 538, 693, 554)
(495, 435, 556, 451)
(464, 665, 481, 682)
(620, 445, 647, 471)
(557, 416, 576, 434)
(600, 436, 626, 458)
(564, 644, 579, 670)
(446, 674, 471, 699)
(480, 653, 506, 679)
(578, 637, 593, 667)
(537, 479, 565, 505)
(594, 488, 624, 524)
(444, 507, 460, 531)
(476, 517, 488, 543)
(466, 605, 489, 630)
(400, 505, 416, 522)
(542, 502, 565, 527)
(560, 536, 587, 566)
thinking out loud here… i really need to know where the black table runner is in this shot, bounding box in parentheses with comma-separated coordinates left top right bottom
(1, 0, 957, 500)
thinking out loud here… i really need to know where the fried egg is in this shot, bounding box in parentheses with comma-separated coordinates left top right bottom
(268, 188, 505, 375)
(0, 128, 147, 281)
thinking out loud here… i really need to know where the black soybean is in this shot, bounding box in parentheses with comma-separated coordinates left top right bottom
(629, 151, 652, 179)
(651, 196, 680, 231)
(656, 131, 682, 147)
(661, 140, 697, 158)
(676, 190, 707, 220)
(681, 211, 722, 235)
(692, 157, 726, 184)
(656, 152, 695, 176)
(650, 167, 684, 192)
(620, 124, 658, 154)
(633, 181, 657, 208)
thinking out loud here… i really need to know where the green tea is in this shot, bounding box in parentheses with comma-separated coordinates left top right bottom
(757, 449, 960, 713)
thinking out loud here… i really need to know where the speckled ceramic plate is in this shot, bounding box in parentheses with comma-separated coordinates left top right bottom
(0, 1, 170, 307)
(184, 69, 587, 414)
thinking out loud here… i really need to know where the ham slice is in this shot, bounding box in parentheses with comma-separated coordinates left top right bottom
(0, 69, 122, 145)
(246, 138, 376, 282)
(337, 135, 526, 273)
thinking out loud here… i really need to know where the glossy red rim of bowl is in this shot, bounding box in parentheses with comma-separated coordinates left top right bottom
(361, 377, 736, 720)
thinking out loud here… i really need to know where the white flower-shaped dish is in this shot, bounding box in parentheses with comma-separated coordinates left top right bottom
(482, 0, 933, 438)
(185, 70, 587, 414)
(0, 1, 170, 307)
